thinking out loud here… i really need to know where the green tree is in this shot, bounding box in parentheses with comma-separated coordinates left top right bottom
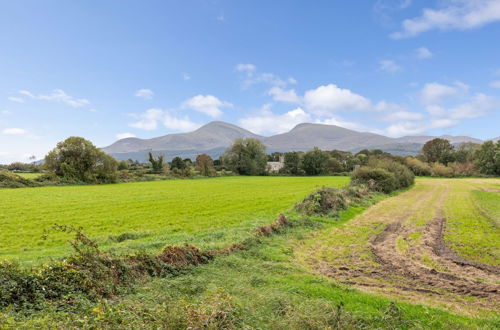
(301, 147, 329, 175)
(45, 136, 118, 183)
(222, 138, 267, 175)
(148, 152, 165, 174)
(171, 156, 187, 170)
(327, 157, 343, 174)
(421, 138, 454, 164)
(454, 142, 480, 163)
(475, 141, 500, 175)
(196, 154, 215, 176)
(283, 151, 302, 175)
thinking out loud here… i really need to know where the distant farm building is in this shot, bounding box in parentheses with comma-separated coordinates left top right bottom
(267, 155, 285, 173)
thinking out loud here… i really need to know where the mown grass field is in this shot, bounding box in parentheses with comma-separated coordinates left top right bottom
(295, 178, 500, 317)
(0, 176, 348, 264)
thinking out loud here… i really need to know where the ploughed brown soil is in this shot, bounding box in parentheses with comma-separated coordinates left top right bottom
(296, 179, 500, 315)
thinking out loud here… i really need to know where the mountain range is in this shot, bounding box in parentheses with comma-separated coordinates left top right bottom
(102, 121, 488, 162)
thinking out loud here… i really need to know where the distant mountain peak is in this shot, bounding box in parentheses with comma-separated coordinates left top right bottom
(102, 120, 484, 161)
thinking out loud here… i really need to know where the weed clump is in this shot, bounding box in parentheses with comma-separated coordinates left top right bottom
(255, 214, 291, 236)
(296, 185, 372, 216)
(158, 245, 213, 268)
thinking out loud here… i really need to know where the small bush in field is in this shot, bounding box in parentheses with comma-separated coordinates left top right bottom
(430, 162, 454, 177)
(351, 167, 398, 193)
(296, 185, 372, 216)
(405, 157, 431, 176)
(367, 159, 415, 189)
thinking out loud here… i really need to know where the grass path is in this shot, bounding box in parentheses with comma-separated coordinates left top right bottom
(295, 178, 500, 316)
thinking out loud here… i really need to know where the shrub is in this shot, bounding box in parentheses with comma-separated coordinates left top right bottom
(405, 157, 431, 176)
(351, 167, 398, 193)
(296, 185, 372, 216)
(448, 162, 479, 177)
(430, 162, 454, 177)
(367, 159, 414, 189)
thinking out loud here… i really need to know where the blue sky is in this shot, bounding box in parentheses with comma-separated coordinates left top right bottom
(1, 0, 500, 163)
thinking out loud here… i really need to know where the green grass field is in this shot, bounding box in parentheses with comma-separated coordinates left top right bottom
(1, 177, 499, 328)
(0, 176, 348, 264)
(13, 172, 42, 179)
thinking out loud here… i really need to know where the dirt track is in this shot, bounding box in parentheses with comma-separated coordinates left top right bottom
(296, 179, 500, 315)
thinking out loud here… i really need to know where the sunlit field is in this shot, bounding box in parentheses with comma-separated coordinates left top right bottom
(0, 176, 348, 263)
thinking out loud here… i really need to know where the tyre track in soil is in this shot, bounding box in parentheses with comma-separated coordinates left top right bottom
(303, 179, 500, 314)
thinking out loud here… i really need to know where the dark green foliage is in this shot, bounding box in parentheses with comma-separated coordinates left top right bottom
(171, 156, 187, 170)
(148, 152, 165, 174)
(369, 159, 415, 189)
(45, 137, 118, 183)
(352, 158, 414, 193)
(222, 138, 267, 175)
(301, 147, 329, 175)
(421, 138, 455, 164)
(283, 151, 303, 175)
(351, 167, 398, 193)
(474, 140, 500, 175)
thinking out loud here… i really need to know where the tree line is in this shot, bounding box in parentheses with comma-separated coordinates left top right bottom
(1, 136, 499, 186)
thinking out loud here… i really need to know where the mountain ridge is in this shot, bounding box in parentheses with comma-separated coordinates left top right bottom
(103, 121, 488, 161)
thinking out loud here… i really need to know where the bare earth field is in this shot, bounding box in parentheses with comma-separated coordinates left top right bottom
(295, 178, 500, 316)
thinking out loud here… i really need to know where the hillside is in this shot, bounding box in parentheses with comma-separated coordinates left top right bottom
(103, 121, 486, 161)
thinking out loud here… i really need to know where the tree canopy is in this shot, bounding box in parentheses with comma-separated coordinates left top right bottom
(222, 138, 267, 175)
(421, 138, 454, 164)
(45, 136, 118, 183)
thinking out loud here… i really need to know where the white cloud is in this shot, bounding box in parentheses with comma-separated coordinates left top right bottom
(391, 0, 500, 39)
(130, 108, 200, 132)
(316, 117, 373, 133)
(384, 118, 459, 137)
(2, 128, 27, 135)
(8, 96, 24, 103)
(416, 46, 433, 59)
(239, 105, 311, 135)
(268, 87, 301, 104)
(130, 108, 163, 130)
(134, 89, 154, 100)
(382, 111, 424, 121)
(420, 82, 469, 105)
(445, 93, 499, 119)
(490, 80, 500, 88)
(19, 89, 90, 107)
(235, 63, 296, 89)
(182, 94, 232, 118)
(162, 112, 201, 131)
(379, 59, 401, 73)
(373, 101, 408, 112)
(116, 132, 136, 140)
(235, 63, 256, 72)
(182, 73, 191, 80)
(303, 84, 371, 115)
